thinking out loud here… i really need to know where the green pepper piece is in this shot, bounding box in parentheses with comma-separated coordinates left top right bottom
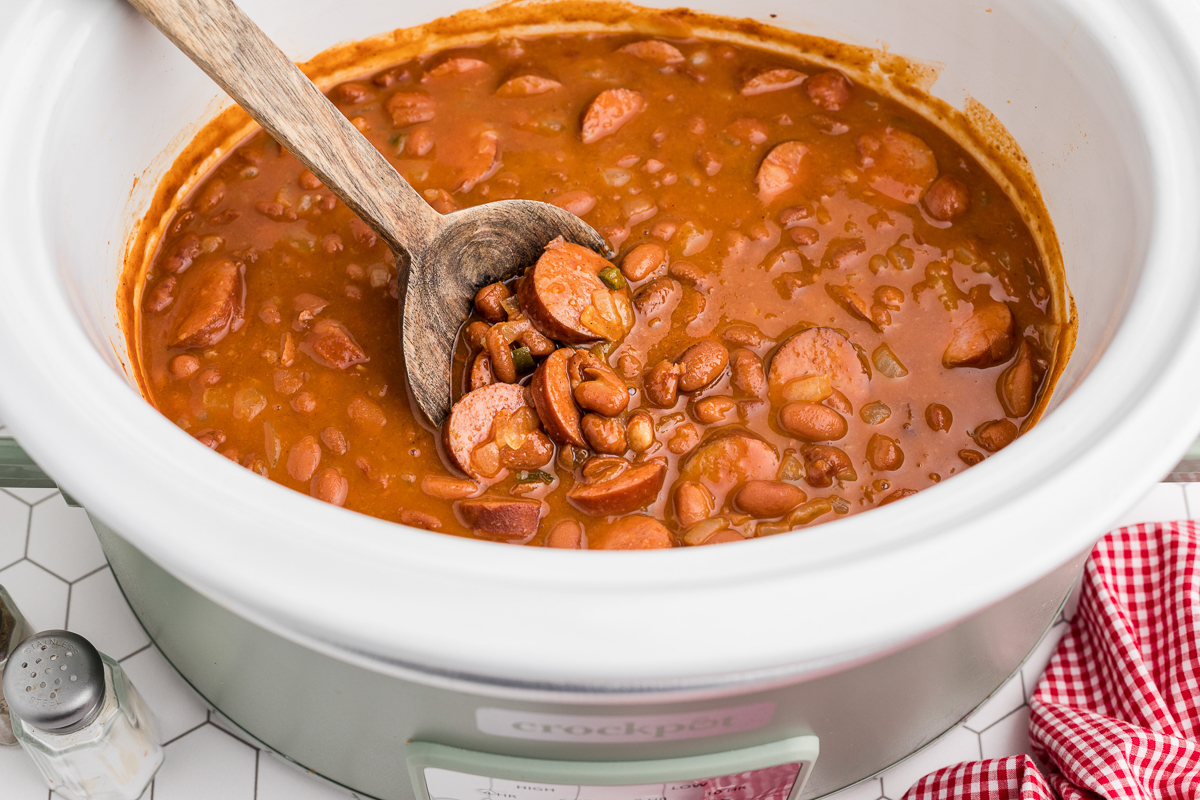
(512, 346, 535, 374)
(599, 265, 627, 290)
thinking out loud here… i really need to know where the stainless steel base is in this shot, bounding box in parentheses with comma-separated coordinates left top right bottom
(91, 516, 1084, 800)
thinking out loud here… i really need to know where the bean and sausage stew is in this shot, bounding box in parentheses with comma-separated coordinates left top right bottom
(130, 31, 1063, 549)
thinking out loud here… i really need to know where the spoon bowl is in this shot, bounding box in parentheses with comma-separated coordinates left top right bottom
(130, 0, 610, 425)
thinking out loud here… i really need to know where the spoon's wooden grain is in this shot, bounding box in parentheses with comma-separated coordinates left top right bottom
(129, 0, 610, 424)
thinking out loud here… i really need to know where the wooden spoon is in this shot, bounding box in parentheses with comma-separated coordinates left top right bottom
(129, 0, 610, 425)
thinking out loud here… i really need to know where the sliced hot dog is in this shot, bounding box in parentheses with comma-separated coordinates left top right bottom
(567, 459, 667, 516)
(443, 383, 530, 477)
(768, 327, 870, 404)
(300, 319, 368, 370)
(169, 259, 245, 348)
(529, 348, 585, 447)
(518, 238, 617, 344)
(589, 515, 674, 550)
(458, 497, 541, 542)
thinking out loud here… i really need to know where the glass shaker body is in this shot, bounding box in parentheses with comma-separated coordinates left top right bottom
(0, 583, 34, 746)
(10, 654, 163, 800)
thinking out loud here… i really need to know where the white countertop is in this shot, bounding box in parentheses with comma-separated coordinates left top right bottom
(1, 412, 1192, 800)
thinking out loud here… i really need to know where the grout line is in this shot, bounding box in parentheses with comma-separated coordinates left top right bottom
(63, 582, 73, 630)
(119, 642, 154, 663)
(211, 716, 262, 751)
(162, 718, 210, 747)
(69, 563, 110, 585)
(25, 559, 73, 585)
(29, 491, 62, 508)
(1184, 484, 1193, 520)
(254, 748, 261, 800)
(23, 502, 32, 557)
(0, 487, 34, 506)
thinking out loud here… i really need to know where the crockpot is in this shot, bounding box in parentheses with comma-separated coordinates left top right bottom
(3, 0, 1200, 797)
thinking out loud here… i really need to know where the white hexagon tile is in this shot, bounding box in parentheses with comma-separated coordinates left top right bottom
(0, 426, 1191, 800)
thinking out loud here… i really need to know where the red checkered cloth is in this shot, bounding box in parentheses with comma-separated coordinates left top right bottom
(902, 522, 1200, 800)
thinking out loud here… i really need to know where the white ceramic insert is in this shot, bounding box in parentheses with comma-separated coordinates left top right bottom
(0, 0, 1199, 692)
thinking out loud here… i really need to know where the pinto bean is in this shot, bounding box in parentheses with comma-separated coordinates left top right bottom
(734, 480, 807, 518)
(286, 435, 321, 482)
(310, 468, 349, 506)
(779, 402, 848, 441)
(567, 460, 667, 515)
(582, 413, 627, 455)
(667, 423, 700, 455)
(627, 410, 656, 453)
(879, 488, 918, 506)
(347, 396, 387, 436)
(741, 68, 805, 96)
(805, 70, 852, 110)
(998, 342, 1035, 417)
(644, 360, 681, 407)
(926, 403, 953, 432)
(621, 242, 668, 281)
(674, 481, 714, 527)
(802, 445, 857, 488)
(169, 260, 245, 348)
(866, 434, 904, 471)
(458, 497, 541, 542)
(496, 75, 563, 98)
(632, 276, 681, 317)
(320, 426, 348, 455)
(698, 530, 747, 545)
(546, 519, 585, 549)
(421, 475, 478, 500)
(729, 349, 767, 398)
(300, 319, 369, 370)
(619, 40, 685, 65)
(400, 509, 442, 531)
(474, 282, 511, 323)
(423, 57, 490, 81)
(443, 383, 530, 477)
(923, 174, 970, 222)
(974, 419, 1018, 452)
(693, 396, 737, 424)
(857, 128, 938, 204)
(386, 91, 435, 125)
(518, 238, 616, 343)
(573, 363, 629, 417)
(581, 88, 645, 144)
(169, 354, 199, 379)
(943, 301, 1015, 368)
(677, 340, 729, 392)
(756, 141, 809, 204)
(144, 276, 176, 313)
(464, 321, 491, 351)
(529, 348, 585, 447)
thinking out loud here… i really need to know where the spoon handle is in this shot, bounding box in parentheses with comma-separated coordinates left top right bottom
(129, 0, 445, 257)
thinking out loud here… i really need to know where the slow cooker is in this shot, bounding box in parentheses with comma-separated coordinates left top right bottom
(3, 0, 1200, 798)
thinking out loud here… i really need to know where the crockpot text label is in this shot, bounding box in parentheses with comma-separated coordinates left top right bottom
(475, 704, 776, 743)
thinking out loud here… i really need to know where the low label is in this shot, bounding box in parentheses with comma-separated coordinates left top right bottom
(475, 703, 776, 743)
(422, 763, 803, 800)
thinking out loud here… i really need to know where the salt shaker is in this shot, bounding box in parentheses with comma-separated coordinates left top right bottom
(0, 583, 35, 745)
(2, 630, 163, 800)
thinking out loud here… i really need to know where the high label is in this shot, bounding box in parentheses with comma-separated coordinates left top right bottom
(475, 703, 776, 743)
(422, 763, 803, 800)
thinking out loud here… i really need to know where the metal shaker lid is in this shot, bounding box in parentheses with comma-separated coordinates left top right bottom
(1, 631, 105, 733)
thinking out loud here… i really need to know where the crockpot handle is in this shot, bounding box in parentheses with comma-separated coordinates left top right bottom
(0, 436, 81, 505)
(0, 436, 56, 489)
